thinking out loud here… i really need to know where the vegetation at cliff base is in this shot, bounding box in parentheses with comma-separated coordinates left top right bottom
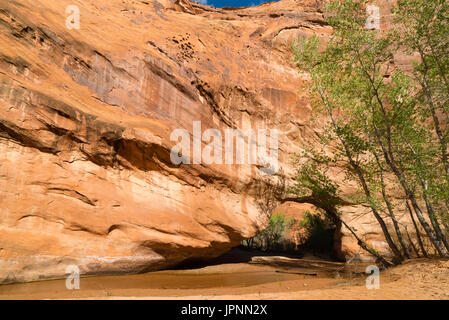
(241, 213, 296, 251)
(292, 0, 449, 266)
(299, 210, 336, 254)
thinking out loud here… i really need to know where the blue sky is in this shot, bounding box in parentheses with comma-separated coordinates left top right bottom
(194, 0, 278, 8)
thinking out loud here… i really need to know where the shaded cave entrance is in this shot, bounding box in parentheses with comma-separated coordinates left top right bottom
(174, 202, 342, 271)
(239, 202, 340, 260)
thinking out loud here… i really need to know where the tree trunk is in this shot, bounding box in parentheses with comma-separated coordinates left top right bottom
(406, 199, 428, 257)
(422, 185, 449, 252)
(402, 135, 449, 252)
(369, 99, 448, 257)
(339, 217, 392, 267)
(357, 51, 449, 257)
(405, 226, 420, 258)
(418, 48, 449, 177)
(373, 149, 411, 258)
(319, 88, 403, 263)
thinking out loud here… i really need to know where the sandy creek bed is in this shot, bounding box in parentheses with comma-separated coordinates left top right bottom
(0, 250, 447, 300)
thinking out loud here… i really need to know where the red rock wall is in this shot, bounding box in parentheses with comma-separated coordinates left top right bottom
(0, 0, 409, 283)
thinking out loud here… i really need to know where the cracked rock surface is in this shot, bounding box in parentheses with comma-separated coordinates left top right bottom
(0, 0, 401, 283)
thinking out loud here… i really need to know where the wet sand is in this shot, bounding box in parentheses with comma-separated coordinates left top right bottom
(0, 250, 447, 300)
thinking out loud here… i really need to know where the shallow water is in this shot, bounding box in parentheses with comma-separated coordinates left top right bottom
(0, 270, 296, 295)
(0, 254, 372, 299)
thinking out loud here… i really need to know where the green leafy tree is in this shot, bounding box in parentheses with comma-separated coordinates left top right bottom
(291, 0, 449, 263)
(242, 213, 295, 251)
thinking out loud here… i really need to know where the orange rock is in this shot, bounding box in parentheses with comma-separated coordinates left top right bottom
(0, 0, 413, 283)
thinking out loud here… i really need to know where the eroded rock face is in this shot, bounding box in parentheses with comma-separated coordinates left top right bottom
(0, 0, 333, 283)
(0, 0, 406, 283)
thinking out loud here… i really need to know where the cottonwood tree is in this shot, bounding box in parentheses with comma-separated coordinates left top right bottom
(292, 0, 449, 263)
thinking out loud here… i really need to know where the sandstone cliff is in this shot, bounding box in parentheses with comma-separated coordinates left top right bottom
(0, 0, 407, 283)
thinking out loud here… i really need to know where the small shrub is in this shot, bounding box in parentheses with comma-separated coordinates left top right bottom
(242, 213, 296, 251)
